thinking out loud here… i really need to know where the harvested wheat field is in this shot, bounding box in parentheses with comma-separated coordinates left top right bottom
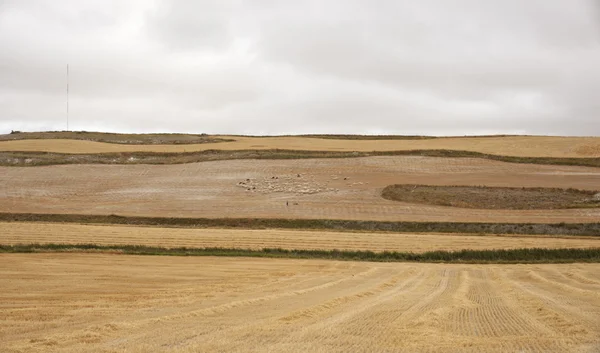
(1, 135, 600, 157)
(2, 156, 600, 222)
(3, 222, 600, 253)
(3, 133, 600, 352)
(1, 254, 600, 353)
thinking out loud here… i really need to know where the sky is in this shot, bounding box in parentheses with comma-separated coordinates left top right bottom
(0, 0, 599, 136)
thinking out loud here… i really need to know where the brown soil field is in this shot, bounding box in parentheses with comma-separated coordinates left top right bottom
(1, 135, 600, 157)
(382, 184, 600, 210)
(0, 131, 230, 144)
(2, 254, 600, 352)
(2, 156, 600, 223)
(4, 222, 600, 253)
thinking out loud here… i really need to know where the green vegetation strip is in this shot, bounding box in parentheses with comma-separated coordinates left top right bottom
(2, 244, 599, 263)
(2, 213, 600, 236)
(1, 149, 600, 167)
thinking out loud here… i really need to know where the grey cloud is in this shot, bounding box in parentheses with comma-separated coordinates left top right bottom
(257, 1, 600, 90)
(0, 0, 599, 135)
(145, 0, 241, 51)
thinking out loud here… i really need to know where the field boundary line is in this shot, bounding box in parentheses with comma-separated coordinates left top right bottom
(1, 148, 599, 167)
(1, 213, 599, 236)
(2, 243, 600, 263)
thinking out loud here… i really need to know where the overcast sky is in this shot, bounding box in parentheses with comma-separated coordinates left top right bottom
(1, 0, 599, 136)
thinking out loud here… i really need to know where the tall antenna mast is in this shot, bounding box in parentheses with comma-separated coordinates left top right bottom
(66, 64, 69, 131)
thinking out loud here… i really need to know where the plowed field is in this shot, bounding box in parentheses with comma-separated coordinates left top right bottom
(2, 156, 600, 223)
(1, 135, 600, 157)
(3, 222, 599, 252)
(1, 254, 599, 353)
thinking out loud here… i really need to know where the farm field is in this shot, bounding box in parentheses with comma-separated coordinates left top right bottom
(2, 133, 600, 352)
(1, 156, 600, 223)
(3, 222, 600, 253)
(1, 135, 600, 157)
(2, 254, 600, 353)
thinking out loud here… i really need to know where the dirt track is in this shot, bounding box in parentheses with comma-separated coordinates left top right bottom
(4, 222, 599, 253)
(2, 156, 600, 223)
(1, 254, 599, 352)
(1, 135, 600, 157)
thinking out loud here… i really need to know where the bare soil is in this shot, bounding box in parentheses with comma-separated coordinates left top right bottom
(2, 156, 600, 223)
(2, 254, 600, 352)
(382, 185, 600, 210)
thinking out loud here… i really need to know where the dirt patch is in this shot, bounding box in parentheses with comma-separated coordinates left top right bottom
(0, 131, 231, 145)
(382, 184, 600, 210)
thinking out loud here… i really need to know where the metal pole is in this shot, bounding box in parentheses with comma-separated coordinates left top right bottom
(67, 64, 69, 131)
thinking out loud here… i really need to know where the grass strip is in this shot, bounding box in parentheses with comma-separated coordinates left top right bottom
(1, 149, 599, 168)
(2, 243, 599, 263)
(2, 213, 600, 236)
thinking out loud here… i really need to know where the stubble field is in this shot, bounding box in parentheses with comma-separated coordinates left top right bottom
(1, 135, 600, 157)
(2, 255, 600, 353)
(1, 134, 600, 352)
(3, 222, 600, 253)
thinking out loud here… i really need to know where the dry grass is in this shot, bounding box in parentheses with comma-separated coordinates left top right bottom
(3, 222, 600, 253)
(382, 184, 600, 210)
(2, 254, 600, 352)
(1, 135, 600, 157)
